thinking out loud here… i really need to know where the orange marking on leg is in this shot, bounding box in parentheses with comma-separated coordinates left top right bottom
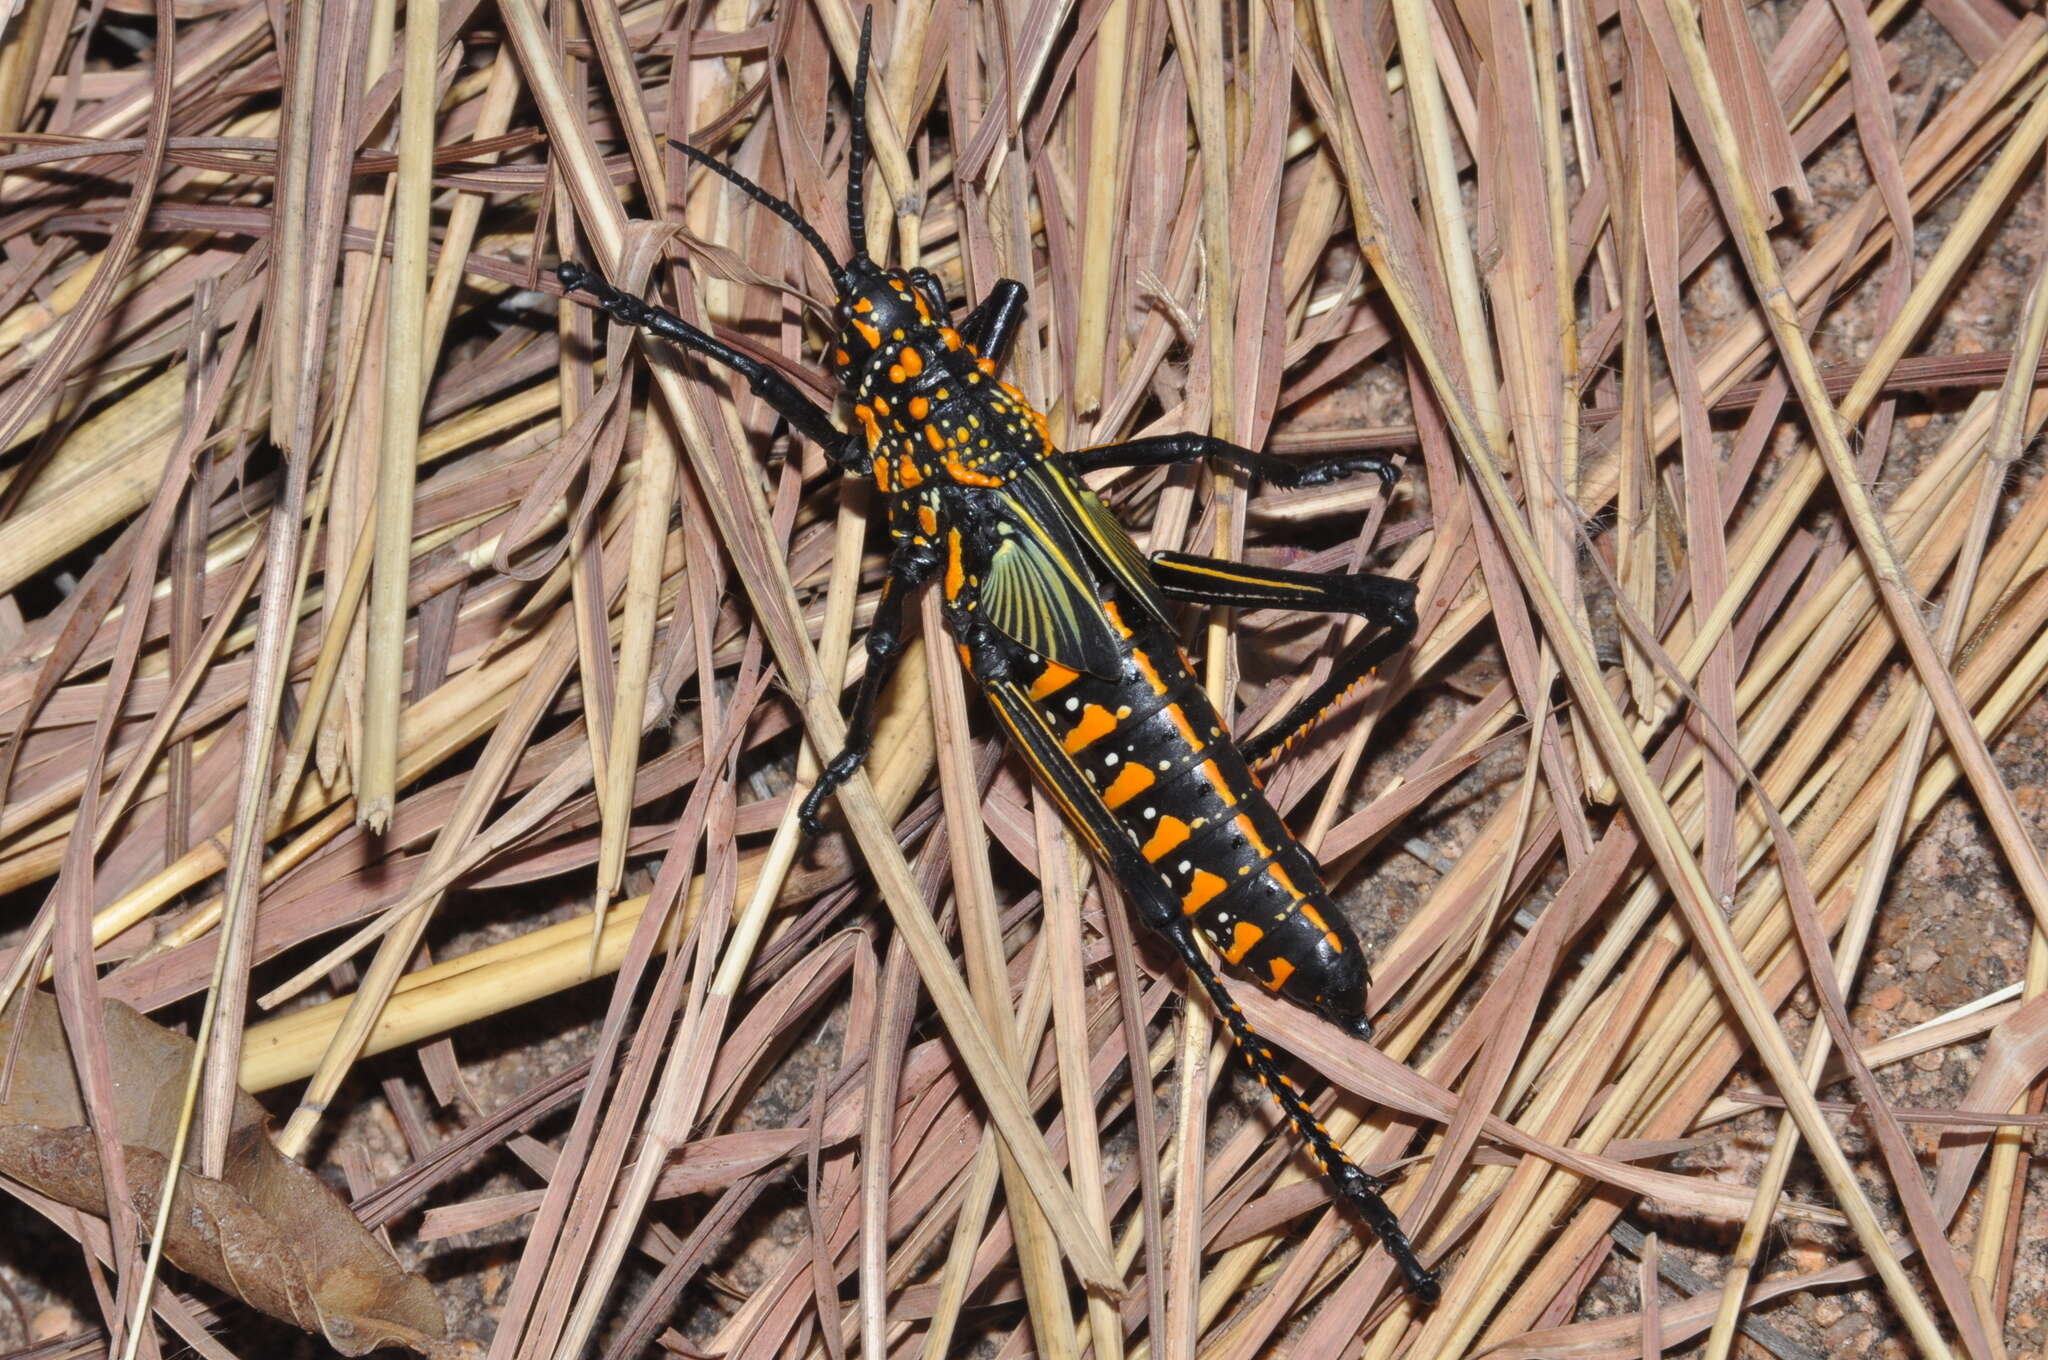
(944, 529, 965, 600)
(854, 404, 882, 449)
(1028, 662, 1081, 699)
(943, 453, 1003, 488)
(1266, 956, 1296, 991)
(941, 328, 963, 349)
(1234, 813, 1272, 858)
(1181, 870, 1226, 915)
(1225, 921, 1265, 964)
(1063, 704, 1117, 753)
(1199, 760, 1238, 807)
(1141, 816, 1190, 862)
(956, 643, 974, 670)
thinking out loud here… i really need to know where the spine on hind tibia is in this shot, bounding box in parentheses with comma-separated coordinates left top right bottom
(1168, 928, 1440, 1302)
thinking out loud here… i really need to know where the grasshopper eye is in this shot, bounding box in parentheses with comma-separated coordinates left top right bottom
(908, 268, 950, 318)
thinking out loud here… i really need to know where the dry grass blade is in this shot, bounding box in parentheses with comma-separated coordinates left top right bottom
(4, 0, 2048, 1356)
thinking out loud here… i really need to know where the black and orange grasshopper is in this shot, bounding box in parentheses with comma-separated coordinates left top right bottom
(556, 11, 1437, 1302)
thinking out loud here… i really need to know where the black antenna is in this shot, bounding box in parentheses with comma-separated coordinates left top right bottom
(668, 138, 845, 286)
(847, 7, 873, 263)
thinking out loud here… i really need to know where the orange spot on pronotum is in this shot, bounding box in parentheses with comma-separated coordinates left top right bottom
(944, 453, 1003, 488)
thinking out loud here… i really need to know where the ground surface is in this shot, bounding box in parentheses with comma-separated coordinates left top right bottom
(5, 2, 2048, 1356)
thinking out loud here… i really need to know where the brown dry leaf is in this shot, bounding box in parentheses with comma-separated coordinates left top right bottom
(0, 990, 448, 1356)
(1475, 1268, 1818, 1360)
